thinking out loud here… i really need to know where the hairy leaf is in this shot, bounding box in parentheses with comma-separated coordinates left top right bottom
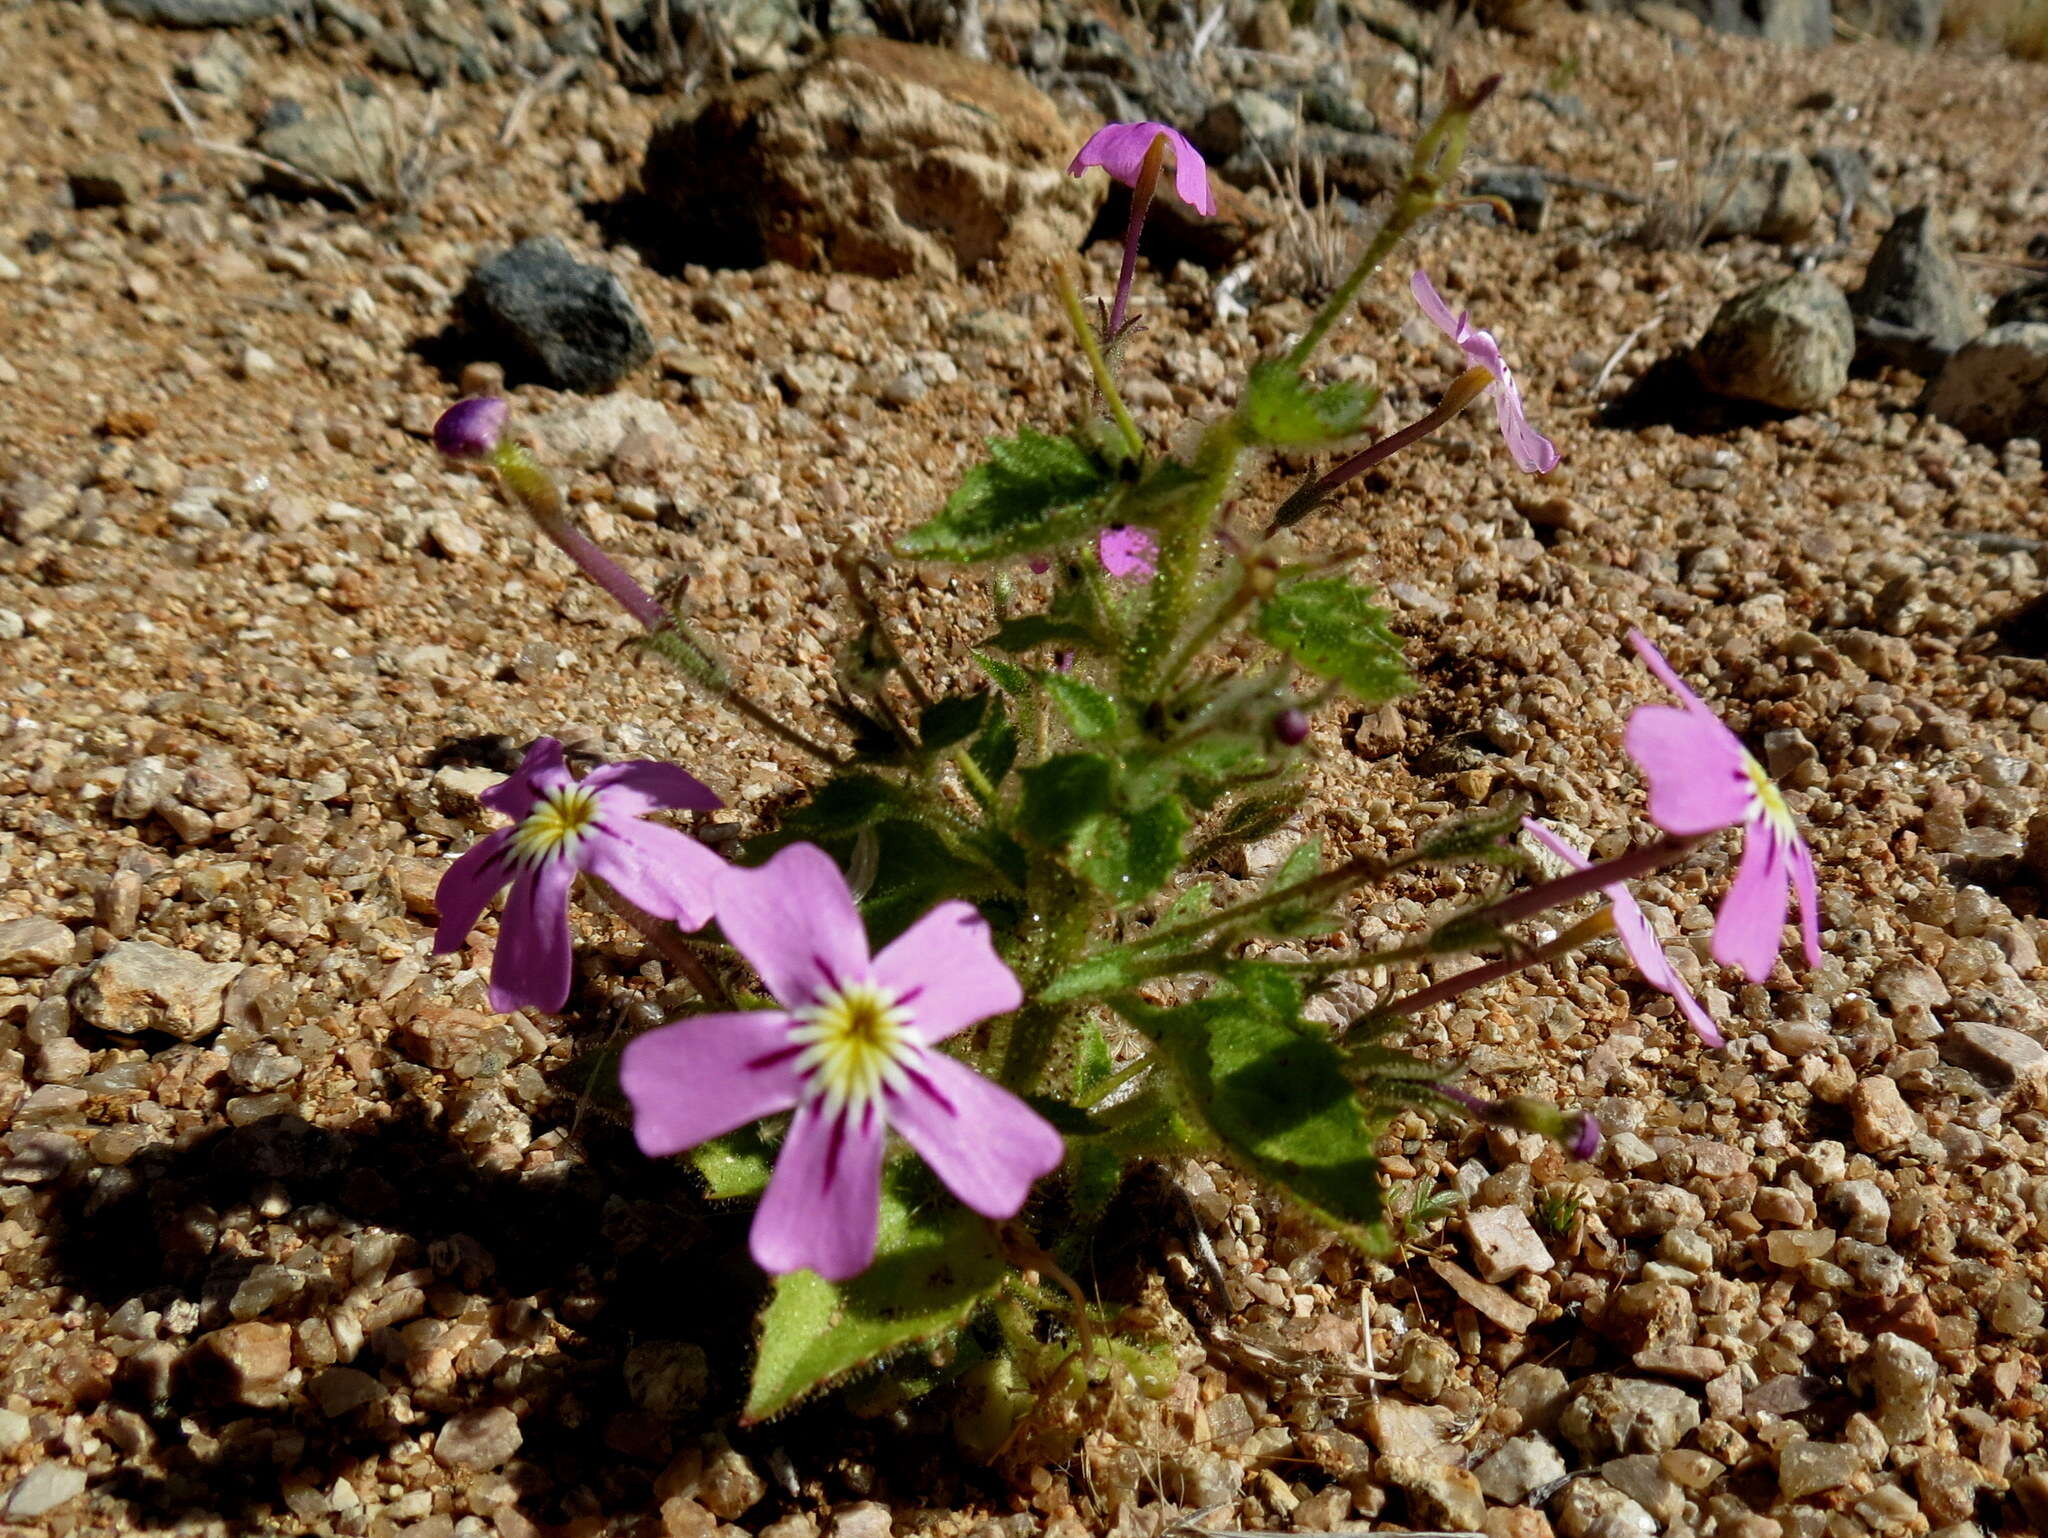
(782, 773, 903, 835)
(988, 616, 1096, 653)
(967, 697, 1018, 803)
(1253, 577, 1411, 703)
(1073, 798, 1189, 905)
(918, 691, 992, 753)
(1018, 753, 1115, 847)
(690, 1124, 776, 1200)
(897, 427, 1119, 563)
(746, 1166, 1010, 1421)
(1042, 673, 1120, 741)
(1240, 360, 1377, 447)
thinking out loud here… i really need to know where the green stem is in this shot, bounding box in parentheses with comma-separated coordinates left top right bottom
(641, 628, 845, 767)
(1266, 365, 1493, 533)
(1075, 1051, 1155, 1111)
(1057, 267, 1142, 458)
(1156, 566, 1258, 693)
(1346, 910, 1610, 1035)
(1122, 419, 1244, 699)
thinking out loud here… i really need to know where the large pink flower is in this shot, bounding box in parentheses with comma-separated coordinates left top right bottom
(1522, 819, 1725, 1049)
(621, 844, 1065, 1281)
(1097, 523, 1158, 578)
(1068, 121, 1217, 216)
(1622, 631, 1823, 984)
(434, 737, 725, 1014)
(1410, 269, 1559, 475)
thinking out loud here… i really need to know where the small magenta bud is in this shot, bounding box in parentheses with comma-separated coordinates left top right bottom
(434, 396, 509, 460)
(1274, 707, 1311, 746)
(1566, 1112, 1603, 1162)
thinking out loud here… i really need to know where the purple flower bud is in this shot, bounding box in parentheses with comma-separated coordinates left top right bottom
(1565, 1111, 1603, 1163)
(434, 396, 510, 461)
(1274, 707, 1311, 747)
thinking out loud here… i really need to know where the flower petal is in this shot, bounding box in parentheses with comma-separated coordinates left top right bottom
(620, 1011, 804, 1156)
(1711, 821, 1791, 984)
(1410, 269, 1468, 345)
(1627, 631, 1723, 720)
(582, 820, 725, 931)
(1624, 704, 1754, 835)
(1519, 817, 1590, 873)
(1489, 366, 1561, 475)
(1069, 123, 1214, 214)
(1786, 822, 1824, 970)
(434, 828, 517, 953)
(888, 1051, 1064, 1220)
(582, 759, 723, 817)
(479, 736, 571, 820)
(1097, 524, 1158, 580)
(749, 1097, 886, 1280)
(489, 856, 577, 1013)
(1607, 887, 1726, 1049)
(715, 843, 872, 1010)
(873, 901, 1023, 1044)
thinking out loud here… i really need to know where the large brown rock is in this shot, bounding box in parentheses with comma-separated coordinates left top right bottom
(640, 38, 1095, 280)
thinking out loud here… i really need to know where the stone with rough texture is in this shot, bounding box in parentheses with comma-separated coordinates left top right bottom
(0, 917, 74, 975)
(1852, 206, 1979, 374)
(1867, 1332, 1938, 1444)
(1555, 1477, 1657, 1538)
(189, 1321, 294, 1406)
(1850, 1075, 1917, 1152)
(829, 1502, 892, 1538)
(1927, 324, 2048, 443)
(4, 1463, 87, 1519)
(1376, 1456, 1485, 1531)
(106, 0, 293, 22)
(1701, 149, 1824, 243)
(1940, 1021, 2048, 1092)
(255, 96, 395, 199)
(1476, 1435, 1568, 1504)
(1560, 1376, 1703, 1458)
(1692, 273, 1855, 412)
(459, 237, 654, 393)
(1464, 1204, 1555, 1283)
(1779, 1440, 1864, 1499)
(1990, 278, 2048, 328)
(435, 1406, 522, 1471)
(641, 38, 1093, 281)
(73, 941, 239, 1040)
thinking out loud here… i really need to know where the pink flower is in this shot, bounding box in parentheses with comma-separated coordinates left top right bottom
(1097, 523, 1158, 578)
(434, 397, 509, 461)
(620, 844, 1064, 1281)
(1068, 122, 1217, 217)
(1410, 269, 1560, 475)
(1623, 631, 1823, 984)
(434, 737, 725, 1014)
(1522, 819, 1725, 1049)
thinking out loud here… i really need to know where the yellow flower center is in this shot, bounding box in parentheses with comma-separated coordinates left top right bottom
(1744, 755, 1794, 831)
(790, 981, 916, 1115)
(510, 785, 601, 864)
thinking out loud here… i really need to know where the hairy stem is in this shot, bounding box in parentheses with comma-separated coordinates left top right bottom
(1057, 266, 1142, 458)
(1266, 366, 1494, 533)
(1108, 132, 1166, 339)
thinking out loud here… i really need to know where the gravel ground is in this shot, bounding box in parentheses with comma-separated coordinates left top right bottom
(2, 2, 2047, 1535)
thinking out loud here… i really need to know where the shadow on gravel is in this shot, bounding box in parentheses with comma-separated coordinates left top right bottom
(1598, 353, 1801, 434)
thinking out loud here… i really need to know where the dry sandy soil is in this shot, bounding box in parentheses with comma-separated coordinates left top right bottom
(2, 1, 2047, 1535)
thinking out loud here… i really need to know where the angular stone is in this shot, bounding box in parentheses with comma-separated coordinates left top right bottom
(1601, 1454, 1684, 1525)
(1851, 205, 1980, 374)
(1867, 1332, 1938, 1444)
(641, 38, 1093, 282)
(308, 1366, 385, 1417)
(1939, 1022, 2048, 1092)
(1692, 272, 1854, 412)
(458, 237, 653, 394)
(1559, 1376, 1702, 1458)
(4, 1463, 87, 1519)
(0, 917, 75, 976)
(435, 1406, 522, 1471)
(1779, 1440, 1864, 1500)
(1359, 1397, 1458, 1461)
(1428, 1255, 1538, 1333)
(74, 941, 239, 1041)
(1376, 1455, 1485, 1531)
(189, 1321, 294, 1407)
(69, 153, 147, 208)
(1464, 1205, 1554, 1284)
(1927, 323, 2048, 444)
(829, 1501, 892, 1538)
(1476, 1435, 1567, 1504)
(1912, 1451, 1986, 1526)
(1700, 149, 1824, 244)
(1850, 1076, 1916, 1152)
(1555, 1477, 1656, 1538)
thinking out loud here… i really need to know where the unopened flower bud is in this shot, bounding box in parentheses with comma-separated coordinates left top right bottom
(434, 396, 509, 461)
(1274, 707, 1310, 746)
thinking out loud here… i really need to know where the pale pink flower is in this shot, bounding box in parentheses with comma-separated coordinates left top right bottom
(1097, 523, 1158, 578)
(1068, 122, 1216, 216)
(1410, 269, 1559, 475)
(435, 737, 725, 1014)
(620, 844, 1064, 1281)
(1623, 631, 1823, 984)
(1522, 819, 1724, 1049)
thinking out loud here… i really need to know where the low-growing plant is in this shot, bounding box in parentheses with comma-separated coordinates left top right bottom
(425, 77, 1822, 1432)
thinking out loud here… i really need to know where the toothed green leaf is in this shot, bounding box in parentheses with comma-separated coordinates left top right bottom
(1240, 360, 1377, 447)
(897, 427, 1120, 563)
(1254, 576, 1411, 703)
(1042, 673, 1120, 741)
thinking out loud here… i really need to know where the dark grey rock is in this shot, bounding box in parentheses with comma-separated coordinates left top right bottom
(1700, 149, 1823, 244)
(458, 237, 653, 393)
(106, 0, 294, 24)
(1693, 272, 1854, 411)
(1471, 167, 1551, 232)
(1851, 205, 1980, 375)
(1990, 279, 2048, 329)
(1835, 0, 1945, 45)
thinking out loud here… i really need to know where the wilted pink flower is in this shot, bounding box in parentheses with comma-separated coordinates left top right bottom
(1068, 122, 1217, 216)
(1097, 523, 1158, 579)
(621, 844, 1064, 1281)
(434, 397, 509, 461)
(1522, 819, 1724, 1049)
(1623, 631, 1822, 984)
(1410, 269, 1559, 475)
(435, 737, 724, 1013)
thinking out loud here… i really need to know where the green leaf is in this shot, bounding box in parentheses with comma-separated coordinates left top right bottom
(1415, 804, 1529, 866)
(967, 698, 1018, 801)
(858, 818, 1008, 944)
(1040, 947, 1155, 1005)
(1263, 837, 1322, 896)
(896, 427, 1119, 563)
(690, 1124, 776, 1200)
(746, 1164, 1011, 1422)
(1073, 798, 1189, 905)
(782, 773, 903, 835)
(1159, 880, 1215, 928)
(1017, 753, 1115, 847)
(1042, 673, 1120, 741)
(1132, 992, 1390, 1247)
(973, 650, 1032, 695)
(1253, 576, 1411, 703)
(988, 616, 1096, 653)
(1240, 360, 1377, 447)
(918, 691, 991, 753)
